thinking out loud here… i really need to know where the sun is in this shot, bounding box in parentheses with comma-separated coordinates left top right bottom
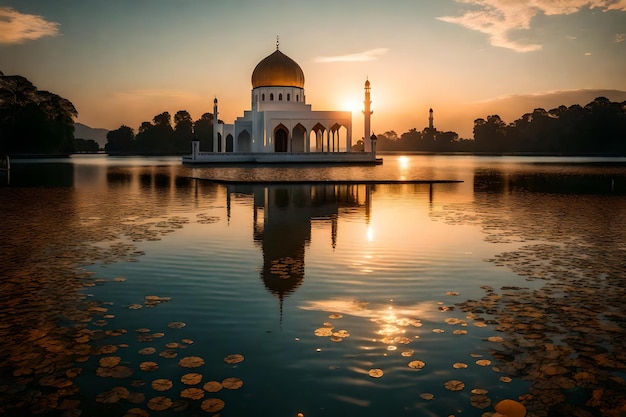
(340, 97, 362, 114)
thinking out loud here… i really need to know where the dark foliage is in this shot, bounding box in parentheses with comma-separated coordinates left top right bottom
(0, 71, 78, 155)
(474, 97, 626, 154)
(74, 138, 100, 152)
(105, 110, 216, 155)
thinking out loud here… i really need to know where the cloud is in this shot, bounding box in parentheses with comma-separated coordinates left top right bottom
(616, 33, 626, 42)
(438, 0, 626, 52)
(313, 48, 389, 63)
(0, 6, 60, 44)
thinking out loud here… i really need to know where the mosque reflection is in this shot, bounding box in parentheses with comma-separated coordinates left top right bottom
(226, 183, 372, 311)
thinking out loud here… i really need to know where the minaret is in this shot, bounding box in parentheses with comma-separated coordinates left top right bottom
(212, 98, 218, 153)
(363, 79, 373, 152)
(429, 108, 434, 130)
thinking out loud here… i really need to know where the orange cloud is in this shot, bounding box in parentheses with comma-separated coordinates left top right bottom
(0, 6, 60, 44)
(438, 0, 626, 52)
(313, 48, 389, 63)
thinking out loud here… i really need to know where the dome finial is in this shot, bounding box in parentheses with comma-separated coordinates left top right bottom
(276, 35, 279, 50)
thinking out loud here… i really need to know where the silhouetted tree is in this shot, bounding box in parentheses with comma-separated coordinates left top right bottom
(193, 112, 217, 151)
(0, 72, 77, 154)
(473, 115, 507, 152)
(74, 138, 100, 152)
(174, 110, 193, 152)
(105, 125, 135, 153)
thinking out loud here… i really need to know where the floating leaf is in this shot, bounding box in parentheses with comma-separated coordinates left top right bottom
(420, 393, 434, 400)
(314, 328, 333, 337)
(470, 395, 491, 409)
(151, 378, 173, 392)
(500, 376, 512, 383)
(432, 329, 445, 334)
(444, 380, 465, 391)
(138, 347, 156, 355)
(453, 362, 468, 369)
(487, 336, 504, 343)
(471, 388, 488, 395)
(494, 399, 526, 417)
(224, 354, 244, 364)
(99, 356, 121, 368)
(453, 329, 468, 335)
(168, 321, 186, 329)
(445, 291, 460, 296)
(181, 373, 202, 385)
(96, 390, 120, 404)
(408, 360, 425, 369)
(401, 350, 415, 357)
(123, 408, 149, 417)
(332, 330, 350, 338)
(445, 318, 461, 325)
(476, 359, 492, 367)
(112, 386, 130, 399)
(159, 350, 177, 358)
(127, 392, 145, 404)
(139, 361, 159, 372)
(181, 387, 204, 400)
(165, 342, 183, 349)
(178, 356, 205, 368)
(222, 377, 243, 389)
(201, 398, 225, 413)
(136, 328, 151, 334)
(203, 381, 223, 392)
(99, 345, 119, 354)
(329, 314, 343, 319)
(368, 369, 384, 378)
(182, 338, 194, 345)
(113, 277, 126, 282)
(147, 396, 172, 411)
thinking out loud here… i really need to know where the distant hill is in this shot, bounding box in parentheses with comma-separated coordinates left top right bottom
(74, 123, 109, 147)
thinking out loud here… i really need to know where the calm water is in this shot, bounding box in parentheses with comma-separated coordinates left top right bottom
(1, 154, 626, 417)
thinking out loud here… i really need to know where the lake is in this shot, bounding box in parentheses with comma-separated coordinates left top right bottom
(1, 154, 626, 417)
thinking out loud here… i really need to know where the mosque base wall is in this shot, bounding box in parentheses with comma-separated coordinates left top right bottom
(182, 152, 382, 165)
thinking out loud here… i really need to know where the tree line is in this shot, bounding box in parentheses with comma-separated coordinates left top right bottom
(2, 71, 624, 156)
(472, 97, 626, 154)
(377, 97, 625, 154)
(105, 111, 216, 155)
(0, 71, 78, 155)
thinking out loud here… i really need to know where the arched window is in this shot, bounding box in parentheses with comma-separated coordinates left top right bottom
(270, 93, 274, 101)
(262, 93, 265, 101)
(287, 93, 291, 101)
(279, 93, 283, 101)
(296, 95, 299, 102)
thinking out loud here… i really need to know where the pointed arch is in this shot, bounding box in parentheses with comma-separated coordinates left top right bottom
(237, 130, 251, 152)
(310, 123, 326, 152)
(274, 124, 289, 152)
(225, 134, 234, 152)
(291, 124, 306, 153)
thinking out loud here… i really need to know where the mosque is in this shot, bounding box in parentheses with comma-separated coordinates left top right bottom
(183, 43, 381, 164)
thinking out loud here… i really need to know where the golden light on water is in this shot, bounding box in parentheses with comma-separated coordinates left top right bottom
(366, 225, 375, 241)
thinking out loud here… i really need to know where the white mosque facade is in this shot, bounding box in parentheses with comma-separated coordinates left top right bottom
(183, 45, 380, 164)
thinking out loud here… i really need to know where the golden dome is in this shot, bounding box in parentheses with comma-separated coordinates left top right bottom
(251, 49, 305, 88)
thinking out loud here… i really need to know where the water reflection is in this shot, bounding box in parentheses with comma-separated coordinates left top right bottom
(226, 184, 372, 316)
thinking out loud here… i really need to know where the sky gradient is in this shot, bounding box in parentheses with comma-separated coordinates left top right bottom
(1, 0, 625, 139)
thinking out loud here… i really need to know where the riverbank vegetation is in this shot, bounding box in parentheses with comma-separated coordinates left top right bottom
(104, 110, 216, 155)
(0, 71, 78, 155)
(2, 72, 624, 156)
(376, 97, 626, 155)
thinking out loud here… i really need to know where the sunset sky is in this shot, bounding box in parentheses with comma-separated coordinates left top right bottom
(1, 0, 625, 139)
